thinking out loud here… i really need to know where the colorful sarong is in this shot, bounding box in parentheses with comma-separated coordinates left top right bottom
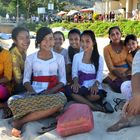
(8, 92, 67, 119)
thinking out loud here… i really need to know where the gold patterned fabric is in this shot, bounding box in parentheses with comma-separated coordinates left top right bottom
(10, 47, 26, 84)
(8, 92, 67, 119)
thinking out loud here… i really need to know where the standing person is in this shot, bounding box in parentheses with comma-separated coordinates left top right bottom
(0, 44, 12, 112)
(53, 31, 70, 65)
(111, 11, 115, 22)
(107, 49, 140, 132)
(74, 14, 78, 23)
(8, 27, 67, 137)
(10, 27, 30, 94)
(109, 11, 112, 21)
(88, 12, 93, 22)
(6, 13, 10, 22)
(65, 30, 113, 112)
(67, 28, 81, 84)
(103, 26, 132, 93)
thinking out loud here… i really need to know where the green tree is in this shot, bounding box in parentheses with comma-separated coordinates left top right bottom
(0, 0, 69, 18)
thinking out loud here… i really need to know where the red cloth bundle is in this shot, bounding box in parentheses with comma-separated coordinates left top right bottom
(56, 103, 94, 137)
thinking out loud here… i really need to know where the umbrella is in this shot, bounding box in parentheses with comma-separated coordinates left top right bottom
(80, 7, 94, 13)
(57, 11, 67, 16)
(80, 9, 93, 13)
(67, 10, 79, 16)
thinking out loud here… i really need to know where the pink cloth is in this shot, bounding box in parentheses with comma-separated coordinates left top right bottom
(56, 103, 94, 137)
(0, 85, 9, 102)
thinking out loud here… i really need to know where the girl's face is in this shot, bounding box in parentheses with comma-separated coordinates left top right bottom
(40, 33, 54, 51)
(81, 35, 94, 52)
(109, 28, 121, 43)
(54, 33, 64, 48)
(68, 33, 80, 49)
(14, 31, 30, 52)
(126, 39, 138, 53)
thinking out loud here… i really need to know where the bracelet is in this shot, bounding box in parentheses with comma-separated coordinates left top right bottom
(94, 81, 100, 87)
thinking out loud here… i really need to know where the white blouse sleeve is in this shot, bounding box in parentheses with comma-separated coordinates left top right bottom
(58, 55, 66, 85)
(23, 55, 33, 84)
(96, 55, 104, 83)
(72, 54, 79, 79)
(132, 50, 140, 75)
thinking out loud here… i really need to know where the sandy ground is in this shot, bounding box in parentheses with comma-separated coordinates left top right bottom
(0, 36, 140, 140)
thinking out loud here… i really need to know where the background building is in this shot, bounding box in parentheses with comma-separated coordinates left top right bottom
(94, 0, 140, 18)
(60, 0, 140, 19)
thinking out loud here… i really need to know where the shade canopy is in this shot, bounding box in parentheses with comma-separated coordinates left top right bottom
(57, 11, 67, 16)
(80, 7, 94, 13)
(67, 10, 79, 16)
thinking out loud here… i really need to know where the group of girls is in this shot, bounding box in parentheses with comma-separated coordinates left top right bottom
(103, 26, 139, 106)
(0, 25, 139, 137)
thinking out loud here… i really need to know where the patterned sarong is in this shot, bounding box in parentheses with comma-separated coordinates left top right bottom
(8, 92, 67, 119)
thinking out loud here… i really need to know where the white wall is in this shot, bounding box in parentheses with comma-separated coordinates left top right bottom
(94, 2, 106, 14)
(94, 1, 120, 14)
(109, 1, 120, 11)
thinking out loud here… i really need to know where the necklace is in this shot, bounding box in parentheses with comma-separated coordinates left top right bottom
(111, 44, 122, 54)
(116, 49, 121, 54)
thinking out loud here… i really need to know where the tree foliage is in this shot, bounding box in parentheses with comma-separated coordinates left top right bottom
(0, 0, 67, 18)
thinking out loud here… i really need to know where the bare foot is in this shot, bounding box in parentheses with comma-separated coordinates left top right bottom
(107, 117, 130, 132)
(11, 128, 21, 137)
(11, 120, 22, 137)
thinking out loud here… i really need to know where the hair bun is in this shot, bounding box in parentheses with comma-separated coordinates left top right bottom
(36, 27, 52, 45)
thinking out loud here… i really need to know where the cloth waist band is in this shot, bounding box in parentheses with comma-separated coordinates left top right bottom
(78, 71, 96, 85)
(33, 75, 58, 89)
(114, 63, 129, 68)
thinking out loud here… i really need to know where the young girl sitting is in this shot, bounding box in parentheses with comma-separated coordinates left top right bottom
(103, 26, 132, 93)
(124, 34, 139, 57)
(121, 34, 140, 100)
(8, 27, 67, 137)
(65, 30, 113, 112)
(53, 31, 70, 65)
(67, 28, 81, 84)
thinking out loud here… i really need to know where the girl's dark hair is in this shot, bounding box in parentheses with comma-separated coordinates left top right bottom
(10, 26, 29, 51)
(53, 31, 65, 41)
(81, 30, 99, 72)
(68, 46, 80, 63)
(35, 27, 53, 48)
(108, 26, 121, 35)
(68, 28, 81, 63)
(108, 26, 121, 44)
(124, 34, 138, 46)
(0, 45, 3, 52)
(68, 28, 81, 38)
